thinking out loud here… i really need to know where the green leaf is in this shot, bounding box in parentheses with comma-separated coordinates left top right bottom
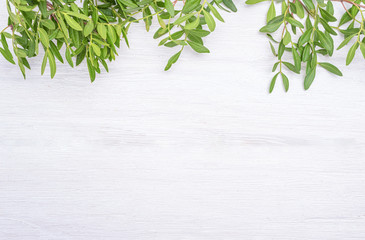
(165, 51, 182, 71)
(346, 42, 358, 65)
(64, 14, 83, 31)
(0, 48, 15, 64)
(337, 34, 356, 50)
(100, 59, 109, 72)
(203, 9, 216, 32)
(319, 8, 336, 22)
(267, 2, 276, 23)
(286, 17, 304, 28)
(16, 49, 27, 58)
(278, 41, 284, 59)
(38, 1, 49, 18)
(164, 41, 178, 47)
(317, 30, 332, 53)
(143, 7, 152, 32)
(83, 0, 89, 15)
(56, 12, 69, 38)
(17, 5, 37, 11)
(302, 0, 315, 11)
(174, 12, 195, 25)
(38, 28, 49, 48)
(317, 0, 325, 7)
(121, 27, 130, 48)
(318, 62, 342, 76)
(187, 41, 210, 53)
(41, 19, 56, 30)
(260, 15, 284, 33)
(292, 48, 301, 72)
(76, 47, 86, 66)
(326, 1, 334, 15)
(91, 43, 101, 56)
(41, 52, 47, 75)
(281, 72, 289, 92)
(65, 48, 74, 68)
(21, 58, 31, 71)
(208, 3, 225, 22)
(185, 17, 200, 30)
(62, 10, 91, 21)
(339, 11, 354, 26)
(269, 73, 279, 93)
(222, 0, 237, 12)
(295, 0, 304, 18)
(165, 0, 175, 17)
(0, 34, 14, 64)
(171, 30, 185, 40)
(107, 25, 117, 43)
(97, 24, 107, 39)
(283, 61, 299, 74)
(87, 59, 96, 82)
(189, 29, 210, 37)
(302, 44, 311, 61)
(49, 41, 64, 63)
(246, 0, 268, 4)
(360, 42, 365, 59)
(304, 67, 316, 90)
(187, 34, 202, 44)
(48, 49, 56, 79)
(17, 59, 26, 79)
(298, 29, 312, 46)
(157, 15, 166, 29)
(269, 41, 276, 56)
(283, 31, 291, 45)
(84, 21, 94, 37)
(153, 27, 169, 39)
(1, 33, 9, 49)
(182, 0, 200, 14)
(272, 62, 279, 72)
(319, 18, 337, 35)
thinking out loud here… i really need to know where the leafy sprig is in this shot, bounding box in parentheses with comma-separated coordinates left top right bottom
(1, 0, 365, 92)
(1, 0, 234, 82)
(249, 0, 365, 91)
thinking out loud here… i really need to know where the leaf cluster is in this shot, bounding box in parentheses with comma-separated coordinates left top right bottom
(249, 0, 365, 91)
(0, 0, 236, 82)
(1, 0, 365, 92)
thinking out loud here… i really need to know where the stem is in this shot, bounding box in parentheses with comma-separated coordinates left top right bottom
(330, 0, 365, 9)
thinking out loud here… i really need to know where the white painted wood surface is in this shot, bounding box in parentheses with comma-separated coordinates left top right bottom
(1, 4, 365, 240)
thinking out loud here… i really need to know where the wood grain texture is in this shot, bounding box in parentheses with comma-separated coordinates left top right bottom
(1, 4, 365, 240)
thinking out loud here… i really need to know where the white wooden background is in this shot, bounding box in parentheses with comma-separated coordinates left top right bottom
(1, 3, 365, 240)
